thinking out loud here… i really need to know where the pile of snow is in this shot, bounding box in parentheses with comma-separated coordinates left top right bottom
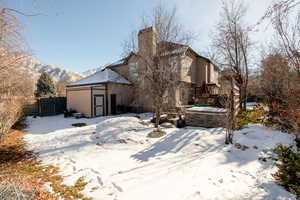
(187, 106, 227, 113)
(25, 114, 296, 200)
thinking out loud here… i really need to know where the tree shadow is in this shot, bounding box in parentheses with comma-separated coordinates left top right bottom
(131, 127, 225, 162)
(0, 145, 34, 164)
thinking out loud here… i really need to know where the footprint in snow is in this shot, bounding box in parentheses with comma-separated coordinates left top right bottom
(90, 168, 101, 175)
(112, 182, 123, 192)
(97, 176, 103, 186)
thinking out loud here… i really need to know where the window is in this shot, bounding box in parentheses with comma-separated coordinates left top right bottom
(169, 56, 177, 72)
(129, 62, 138, 77)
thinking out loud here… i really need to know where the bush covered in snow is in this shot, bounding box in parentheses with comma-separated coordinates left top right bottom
(273, 144, 300, 198)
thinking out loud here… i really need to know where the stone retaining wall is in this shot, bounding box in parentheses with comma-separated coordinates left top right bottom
(185, 111, 226, 128)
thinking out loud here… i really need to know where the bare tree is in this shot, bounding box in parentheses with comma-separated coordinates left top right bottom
(263, 0, 300, 75)
(260, 1, 300, 137)
(56, 79, 68, 97)
(212, 0, 252, 110)
(0, 4, 33, 141)
(261, 52, 290, 104)
(123, 5, 194, 134)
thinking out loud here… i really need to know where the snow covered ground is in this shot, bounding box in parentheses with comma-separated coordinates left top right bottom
(24, 114, 296, 200)
(186, 106, 227, 113)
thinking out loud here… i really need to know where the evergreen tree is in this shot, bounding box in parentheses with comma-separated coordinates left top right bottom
(35, 72, 56, 97)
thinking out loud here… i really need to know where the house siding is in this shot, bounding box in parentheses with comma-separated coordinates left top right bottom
(67, 88, 92, 117)
(107, 83, 133, 114)
(180, 55, 195, 83)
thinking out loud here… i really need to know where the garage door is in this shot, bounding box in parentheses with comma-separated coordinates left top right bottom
(94, 95, 104, 116)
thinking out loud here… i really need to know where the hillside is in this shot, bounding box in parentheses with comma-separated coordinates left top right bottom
(22, 57, 83, 83)
(82, 66, 105, 77)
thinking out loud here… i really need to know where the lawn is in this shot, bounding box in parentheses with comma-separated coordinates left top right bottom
(24, 113, 297, 200)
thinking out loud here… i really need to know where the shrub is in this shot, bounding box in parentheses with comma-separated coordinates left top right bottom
(148, 129, 166, 138)
(35, 72, 56, 97)
(273, 145, 300, 198)
(236, 108, 266, 129)
(0, 101, 23, 141)
(0, 181, 35, 200)
(295, 138, 300, 151)
(71, 123, 87, 127)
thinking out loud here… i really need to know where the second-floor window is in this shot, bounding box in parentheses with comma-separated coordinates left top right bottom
(169, 56, 177, 72)
(129, 62, 138, 77)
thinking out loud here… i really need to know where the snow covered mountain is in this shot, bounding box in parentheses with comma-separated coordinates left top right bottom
(82, 66, 105, 77)
(23, 57, 83, 83)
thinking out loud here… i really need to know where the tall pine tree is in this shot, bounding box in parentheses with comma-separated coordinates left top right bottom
(35, 72, 56, 97)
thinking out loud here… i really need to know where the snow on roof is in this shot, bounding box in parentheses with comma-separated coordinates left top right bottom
(108, 58, 125, 66)
(186, 106, 227, 113)
(161, 47, 188, 56)
(68, 69, 131, 87)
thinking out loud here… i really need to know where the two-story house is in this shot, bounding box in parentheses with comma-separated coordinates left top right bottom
(67, 27, 220, 117)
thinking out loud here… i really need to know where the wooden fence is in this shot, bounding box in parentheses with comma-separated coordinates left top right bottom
(23, 97, 66, 117)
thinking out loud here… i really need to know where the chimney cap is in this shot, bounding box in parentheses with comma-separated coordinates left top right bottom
(138, 26, 155, 35)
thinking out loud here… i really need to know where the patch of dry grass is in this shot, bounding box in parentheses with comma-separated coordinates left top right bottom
(0, 125, 92, 200)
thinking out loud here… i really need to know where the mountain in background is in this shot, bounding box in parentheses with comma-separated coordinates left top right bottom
(21, 56, 108, 86)
(82, 66, 105, 77)
(22, 56, 83, 83)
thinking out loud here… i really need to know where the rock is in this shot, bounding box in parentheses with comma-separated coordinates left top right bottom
(161, 122, 176, 128)
(259, 157, 267, 162)
(234, 143, 249, 151)
(235, 143, 242, 149)
(117, 139, 127, 144)
(151, 115, 169, 124)
(147, 130, 166, 138)
(96, 142, 103, 146)
(139, 121, 150, 126)
(241, 145, 249, 151)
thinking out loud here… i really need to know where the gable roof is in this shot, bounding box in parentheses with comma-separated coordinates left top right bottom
(105, 42, 220, 71)
(68, 69, 131, 87)
(106, 52, 137, 69)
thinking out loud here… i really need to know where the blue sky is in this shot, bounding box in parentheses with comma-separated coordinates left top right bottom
(2, 0, 273, 73)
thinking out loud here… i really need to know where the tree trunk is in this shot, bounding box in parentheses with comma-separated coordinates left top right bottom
(239, 85, 243, 111)
(243, 86, 247, 111)
(155, 107, 160, 130)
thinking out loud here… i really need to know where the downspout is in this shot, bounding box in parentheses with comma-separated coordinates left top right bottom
(91, 87, 93, 117)
(105, 83, 108, 116)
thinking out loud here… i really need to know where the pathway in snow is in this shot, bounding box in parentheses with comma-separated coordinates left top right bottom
(25, 114, 296, 200)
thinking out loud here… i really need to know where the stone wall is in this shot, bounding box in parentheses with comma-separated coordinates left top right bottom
(185, 111, 226, 128)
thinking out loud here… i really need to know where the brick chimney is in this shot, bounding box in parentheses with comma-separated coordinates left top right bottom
(138, 27, 157, 57)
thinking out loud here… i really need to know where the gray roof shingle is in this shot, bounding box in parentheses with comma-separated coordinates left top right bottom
(68, 69, 131, 87)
